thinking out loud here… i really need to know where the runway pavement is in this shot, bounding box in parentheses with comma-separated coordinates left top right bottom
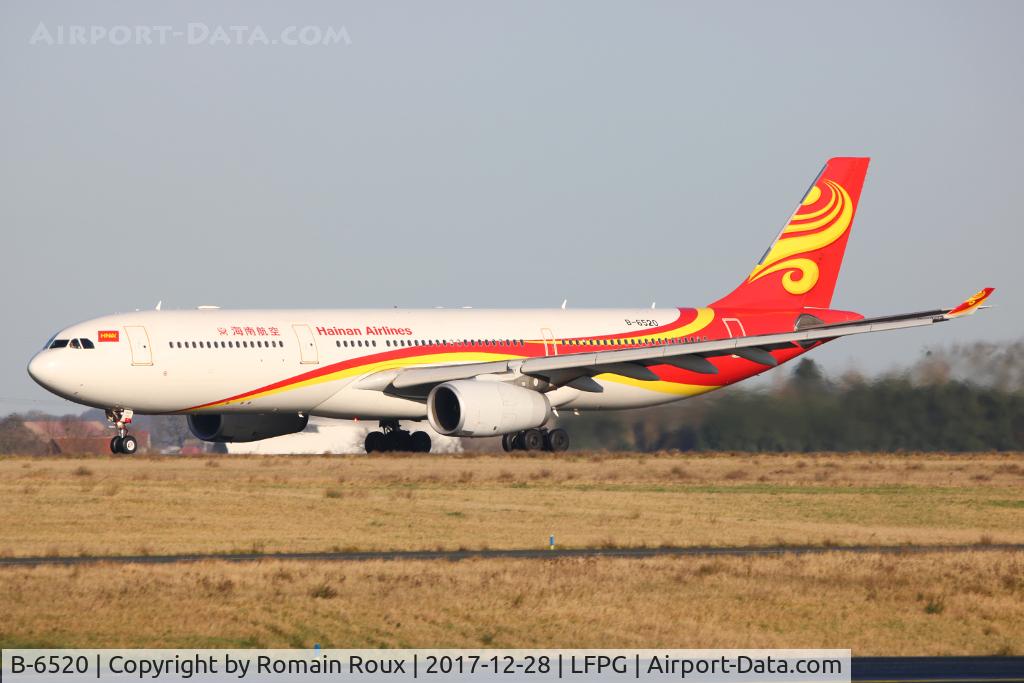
(1, 542, 1021, 567)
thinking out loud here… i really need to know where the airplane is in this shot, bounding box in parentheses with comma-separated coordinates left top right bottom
(27, 157, 994, 455)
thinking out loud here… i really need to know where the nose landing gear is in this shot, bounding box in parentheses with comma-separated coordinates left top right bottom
(106, 408, 138, 454)
(502, 427, 569, 452)
(364, 420, 432, 453)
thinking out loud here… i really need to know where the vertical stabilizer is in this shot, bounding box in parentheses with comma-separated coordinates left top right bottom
(712, 157, 870, 309)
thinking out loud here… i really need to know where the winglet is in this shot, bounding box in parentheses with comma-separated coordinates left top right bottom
(945, 287, 995, 318)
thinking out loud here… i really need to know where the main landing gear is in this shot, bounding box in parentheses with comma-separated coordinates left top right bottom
(364, 420, 432, 453)
(502, 427, 569, 453)
(106, 408, 138, 455)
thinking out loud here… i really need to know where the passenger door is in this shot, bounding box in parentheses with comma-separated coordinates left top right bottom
(124, 326, 153, 366)
(723, 317, 746, 359)
(540, 327, 558, 356)
(292, 324, 319, 364)
(723, 317, 746, 339)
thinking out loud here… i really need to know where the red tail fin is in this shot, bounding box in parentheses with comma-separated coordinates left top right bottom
(712, 157, 870, 310)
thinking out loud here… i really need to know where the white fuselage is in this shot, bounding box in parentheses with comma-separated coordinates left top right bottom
(28, 306, 739, 420)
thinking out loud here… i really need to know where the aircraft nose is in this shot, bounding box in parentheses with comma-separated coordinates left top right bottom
(27, 351, 60, 391)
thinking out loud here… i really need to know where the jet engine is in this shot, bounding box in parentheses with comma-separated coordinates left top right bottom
(187, 413, 309, 443)
(427, 380, 550, 437)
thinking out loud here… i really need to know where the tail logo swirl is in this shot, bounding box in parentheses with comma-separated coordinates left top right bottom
(748, 179, 853, 296)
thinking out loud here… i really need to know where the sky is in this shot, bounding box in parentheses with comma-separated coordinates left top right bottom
(1, 1, 1021, 415)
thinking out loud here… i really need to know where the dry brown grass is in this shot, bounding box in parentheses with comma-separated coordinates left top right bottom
(0, 452, 1021, 557)
(0, 551, 1021, 653)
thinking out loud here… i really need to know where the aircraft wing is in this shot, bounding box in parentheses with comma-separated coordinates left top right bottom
(366, 288, 994, 395)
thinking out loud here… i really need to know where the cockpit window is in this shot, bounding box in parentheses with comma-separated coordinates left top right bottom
(51, 338, 95, 349)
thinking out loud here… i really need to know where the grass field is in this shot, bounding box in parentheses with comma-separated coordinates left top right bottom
(0, 452, 1021, 653)
(1, 452, 1022, 557)
(1, 552, 1022, 654)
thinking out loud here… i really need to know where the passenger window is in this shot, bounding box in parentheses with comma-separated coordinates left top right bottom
(169, 342, 174, 349)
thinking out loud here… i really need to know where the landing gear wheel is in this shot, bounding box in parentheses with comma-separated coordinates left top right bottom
(398, 431, 413, 452)
(410, 431, 432, 453)
(521, 429, 544, 451)
(106, 408, 136, 455)
(364, 431, 385, 453)
(384, 429, 413, 452)
(501, 433, 515, 452)
(546, 428, 570, 452)
(120, 435, 138, 455)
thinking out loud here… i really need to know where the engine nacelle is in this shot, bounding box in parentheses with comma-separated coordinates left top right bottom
(187, 413, 309, 443)
(427, 380, 550, 437)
